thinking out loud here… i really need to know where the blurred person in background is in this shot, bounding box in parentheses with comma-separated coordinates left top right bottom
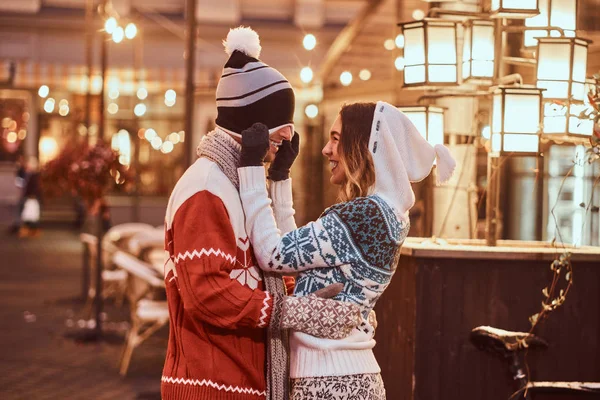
(19, 156, 42, 238)
(160, 27, 361, 400)
(8, 155, 26, 234)
(237, 102, 456, 399)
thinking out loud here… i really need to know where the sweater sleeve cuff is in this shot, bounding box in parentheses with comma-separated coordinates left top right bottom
(238, 166, 267, 192)
(269, 178, 293, 206)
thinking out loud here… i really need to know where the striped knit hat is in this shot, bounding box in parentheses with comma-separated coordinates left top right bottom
(215, 27, 295, 138)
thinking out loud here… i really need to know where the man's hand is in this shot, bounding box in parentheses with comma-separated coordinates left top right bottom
(240, 123, 270, 167)
(268, 132, 300, 181)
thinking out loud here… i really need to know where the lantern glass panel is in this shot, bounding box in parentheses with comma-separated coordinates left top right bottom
(543, 102, 568, 133)
(504, 134, 539, 152)
(491, 133, 502, 153)
(404, 111, 427, 140)
(428, 26, 457, 64)
(492, 94, 503, 134)
(500, 0, 538, 10)
(428, 110, 444, 146)
(471, 25, 495, 78)
(504, 94, 540, 134)
(524, 0, 549, 47)
(537, 42, 570, 81)
(462, 27, 471, 80)
(572, 43, 587, 84)
(571, 82, 585, 101)
(429, 65, 457, 83)
(551, 0, 576, 32)
(404, 27, 425, 65)
(405, 66, 426, 84)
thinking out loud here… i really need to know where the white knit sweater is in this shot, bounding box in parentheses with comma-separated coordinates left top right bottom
(239, 167, 409, 379)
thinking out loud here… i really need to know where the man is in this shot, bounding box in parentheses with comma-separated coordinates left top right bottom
(161, 27, 360, 400)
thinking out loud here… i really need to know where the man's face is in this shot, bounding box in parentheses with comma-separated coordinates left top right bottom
(264, 126, 293, 163)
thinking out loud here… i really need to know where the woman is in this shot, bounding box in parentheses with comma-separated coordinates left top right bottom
(237, 101, 456, 399)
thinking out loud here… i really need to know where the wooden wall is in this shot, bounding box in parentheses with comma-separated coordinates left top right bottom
(373, 250, 600, 400)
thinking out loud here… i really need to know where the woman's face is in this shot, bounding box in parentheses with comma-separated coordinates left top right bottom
(322, 114, 346, 185)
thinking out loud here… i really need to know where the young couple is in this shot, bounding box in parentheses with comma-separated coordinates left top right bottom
(161, 27, 456, 400)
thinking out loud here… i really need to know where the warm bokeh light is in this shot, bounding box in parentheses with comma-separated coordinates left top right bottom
(161, 141, 174, 154)
(38, 85, 49, 98)
(59, 105, 69, 116)
(44, 98, 55, 113)
(340, 71, 352, 86)
(125, 23, 137, 40)
(303, 34, 316, 50)
(39, 136, 59, 163)
(6, 131, 17, 143)
(104, 17, 117, 34)
(165, 89, 176, 102)
(412, 9, 425, 20)
(151, 136, 163, 150)
(395, 34, 405, 48)
(395, 56, 405, 71)
(107, 103, 119, 114)
(144, 128, 157, 141)
(168, 132, 181, 144)
(482, 125, 491, 140)
(384, 39, 395, 51)
(359, 69, 371, 81)
(300, 66, 313, 83)
(305, 104, 319, 119)
(17, 129, 27, 140)
(112, 26, 124, 43)
(134, 103, 147, 117)
(137, 87, 148, 100)
(108, 88, 119, 100)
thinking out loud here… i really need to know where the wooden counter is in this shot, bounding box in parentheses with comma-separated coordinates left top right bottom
(373, 238, 600, 400)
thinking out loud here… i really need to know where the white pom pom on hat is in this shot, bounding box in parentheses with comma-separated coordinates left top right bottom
(223, 26, 262, 59)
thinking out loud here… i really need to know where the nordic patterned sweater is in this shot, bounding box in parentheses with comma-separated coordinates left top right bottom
(161, 156, 297, 400)
(239, 167, 410, 378)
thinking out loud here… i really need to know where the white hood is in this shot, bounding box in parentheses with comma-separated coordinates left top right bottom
(368, 101, 456, 222)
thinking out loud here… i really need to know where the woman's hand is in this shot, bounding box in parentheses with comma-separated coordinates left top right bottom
(268, 132, 300, 181)
(240, 123, 270, 167)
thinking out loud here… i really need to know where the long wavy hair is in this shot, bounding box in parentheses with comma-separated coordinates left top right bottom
(337, 102, 376, 202)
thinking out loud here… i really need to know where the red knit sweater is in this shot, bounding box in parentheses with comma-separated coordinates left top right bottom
(161, 159, 276, 400)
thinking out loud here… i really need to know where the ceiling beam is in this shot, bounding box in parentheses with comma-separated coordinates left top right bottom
(317, 0, 383, 82)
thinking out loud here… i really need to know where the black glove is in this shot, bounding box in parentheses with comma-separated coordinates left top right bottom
(240, 123, 270, 167)
(268, 132, 300, 181)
